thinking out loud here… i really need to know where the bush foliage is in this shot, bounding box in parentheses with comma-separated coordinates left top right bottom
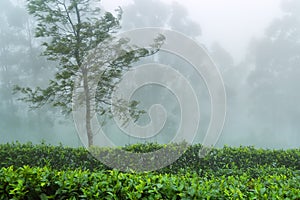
(0, 166, 299, 199)
(0, 142, 299, 199)
(0, 142, 299, 173)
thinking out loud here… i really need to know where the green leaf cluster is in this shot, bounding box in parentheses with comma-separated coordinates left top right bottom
(0, 166, 299, 199)
(0, 142, 299, 174)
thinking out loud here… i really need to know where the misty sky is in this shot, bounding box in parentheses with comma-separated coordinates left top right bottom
(102, 0, 283, 62)
(1, 0, 299, 148)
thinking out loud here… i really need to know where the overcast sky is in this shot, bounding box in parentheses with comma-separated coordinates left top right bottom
(102, 0, 283, 62)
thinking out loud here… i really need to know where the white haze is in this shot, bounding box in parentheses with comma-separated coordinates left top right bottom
(102, 0, 283, 63)
(0, 0, 299, 149)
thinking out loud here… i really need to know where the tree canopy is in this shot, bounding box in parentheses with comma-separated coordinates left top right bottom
(15, 0, 164, 146)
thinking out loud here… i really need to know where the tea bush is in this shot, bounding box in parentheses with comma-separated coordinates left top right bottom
(0, 142, 299, 199)
(0, 142, 299, 173)
(0, 166, 299, 199)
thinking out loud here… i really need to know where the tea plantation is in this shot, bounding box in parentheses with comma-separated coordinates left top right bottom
(0, 142, 299, 199)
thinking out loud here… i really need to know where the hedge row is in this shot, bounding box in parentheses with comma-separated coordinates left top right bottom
(0, 166, 299, 199)
(0, 142, 299, 173)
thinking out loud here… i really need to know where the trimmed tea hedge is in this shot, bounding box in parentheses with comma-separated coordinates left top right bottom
(0, 142, 106, 171)
(0, 142, 299, 173)
(0, 166, 299, 199)
(0, 142, 299, 199)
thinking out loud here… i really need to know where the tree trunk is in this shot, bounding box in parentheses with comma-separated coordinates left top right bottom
(83, 70, 93, 147)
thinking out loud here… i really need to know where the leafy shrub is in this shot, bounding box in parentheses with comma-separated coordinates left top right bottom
(0, 166, 299, 199)
(0, 142, 108, 171)
(0, 142, 299, 173)
(1, 142, 299, 199)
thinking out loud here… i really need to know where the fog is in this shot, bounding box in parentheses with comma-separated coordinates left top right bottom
(103, 0, 283, 62)
(0, 0, 299, 149)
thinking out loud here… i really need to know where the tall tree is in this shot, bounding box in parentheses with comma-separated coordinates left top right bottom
(15, 0, 164, 146)
(243, 0, 300, 147)
(0, 0, 55, 141)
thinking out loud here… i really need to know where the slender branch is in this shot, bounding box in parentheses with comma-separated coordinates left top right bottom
(62, 0, 77, 38)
